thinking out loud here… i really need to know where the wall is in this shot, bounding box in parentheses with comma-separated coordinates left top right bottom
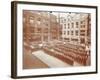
(0, 0, 99, 80)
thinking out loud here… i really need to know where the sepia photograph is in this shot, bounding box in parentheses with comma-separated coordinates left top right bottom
(11, 1, 97, 78)
(23, 11, 91, 69)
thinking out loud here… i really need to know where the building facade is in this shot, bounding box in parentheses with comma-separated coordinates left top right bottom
(60, 13, 91, 46)
(23, 11, 61, 45)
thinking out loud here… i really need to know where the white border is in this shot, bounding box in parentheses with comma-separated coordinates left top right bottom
(17, 3, 96, 76)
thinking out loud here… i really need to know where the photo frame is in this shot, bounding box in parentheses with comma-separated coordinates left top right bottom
(11, 1, 98, 78)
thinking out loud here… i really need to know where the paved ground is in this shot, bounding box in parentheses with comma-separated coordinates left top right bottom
(23, 49, 49, 69)
(32, 50, 71, 68)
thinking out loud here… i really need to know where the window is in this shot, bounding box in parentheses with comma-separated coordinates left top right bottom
(68, 23, 70, 29)
(81, 21, 83, 24)
(76, 22, 78, 25)
(64, 19, 66, 22)
(83, 25, 85, 28)
(64, 24, 66, 29)
(80, 30, 85, 32)
(64, 24, 66, 27)
(71, 31, 73, 35)
(81, 25, 85, 28)
(71, 38, 78, 41)
(76, 22, 78, 28)
(75, 30, 78, 36)
(80, 38, 85, 43)
(72, 23, 74, 28)
(80, 34, 85, 36)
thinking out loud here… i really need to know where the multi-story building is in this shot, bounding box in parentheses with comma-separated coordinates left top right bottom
(79, 14, 88, 45)
(23, 11, 61, 45)
(87, 14, 91, 45)
(60, 13, 91, 46)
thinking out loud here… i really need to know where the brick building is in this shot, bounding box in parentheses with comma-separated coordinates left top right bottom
(23, 11, 61, 45)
